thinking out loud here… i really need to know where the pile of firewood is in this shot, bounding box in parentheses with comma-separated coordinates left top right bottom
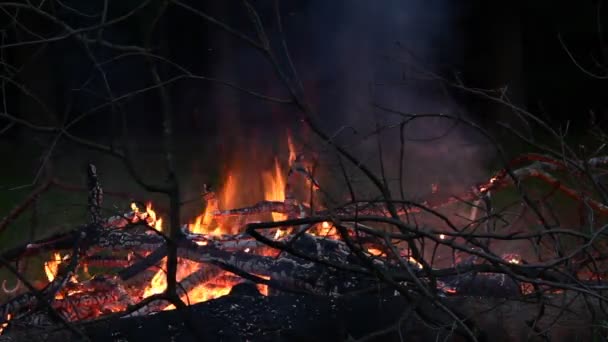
(1, 152, 608, 339)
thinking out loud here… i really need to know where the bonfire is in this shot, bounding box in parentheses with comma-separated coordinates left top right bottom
(1, 136, 607, 339)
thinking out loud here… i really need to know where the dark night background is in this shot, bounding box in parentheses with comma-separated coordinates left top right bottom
(0, 0, 607, 201)
(2, 0, 607, 135)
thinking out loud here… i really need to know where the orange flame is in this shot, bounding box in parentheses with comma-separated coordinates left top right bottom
(44, 253, 62, 282)
(58, 137, 306, 315)
(142, 258, 167, 299)
(146, 202, 162, 232)
(287, 134, 297, 166)
(221, 173, 237, 210)
(130, 202, 163, 231)
(502, 253, 521, 265)
(262, 157, 293, 239)
(316, 221, 337, 237)
(263, 157, 287, 222)
(256, 275, 270, 296)
(174, 149, 283, 303)
(188, 195, 224, 238)
(142, 259, 239, 308)
(189, 215, 203, 235)
(183, 282, 231, 305)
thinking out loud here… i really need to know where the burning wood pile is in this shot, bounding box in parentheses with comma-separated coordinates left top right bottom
(1, 145, 608, 339)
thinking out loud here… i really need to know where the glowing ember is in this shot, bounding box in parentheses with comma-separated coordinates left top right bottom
(273, 228, 291, 240)
(0, 314, 11, 335)
(431, 183, 439, 193)
(444, 287, 457, 294)
(479, 175, 499, 193)
(367, 248, 385, 256)
(182, 283, 231, 306)
(255, 275, 270, 296)
(502, 253, 522, 265)
(316, 221, 337, 237)
(408, 257, 423, 270)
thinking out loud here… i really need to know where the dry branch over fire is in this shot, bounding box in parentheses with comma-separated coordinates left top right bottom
(2, 148, 608, 340)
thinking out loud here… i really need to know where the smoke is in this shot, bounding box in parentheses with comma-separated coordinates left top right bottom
(200, 0, 491, 202)
(280, 0, 489, 198)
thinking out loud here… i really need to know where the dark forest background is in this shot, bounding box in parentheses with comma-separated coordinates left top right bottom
(1, 0, 606, 140)
(0, 0, 607, 221)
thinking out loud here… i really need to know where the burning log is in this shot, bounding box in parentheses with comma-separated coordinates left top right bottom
(0, 241, 81, 329)
(54, 282, 131, 321)
(176, 242, 329, 293)
(96, 230, 164, 251)
(1, 211, 599, 328)
(438, 272, 521, 297)
(212, 200, 300, 218)
(84, 255, 134, 269)
(127, 265, 225, 316)
(118, 247, 168, 281)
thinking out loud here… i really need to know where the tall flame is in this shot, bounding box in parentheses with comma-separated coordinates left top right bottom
(142, 258, 167, 299)
(43, 135, 305, 316)
(221, 173, 237, 210)
(263, 157, 287, 222)
(189, 194, 223, 237)
(287, 134, 297, 167)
